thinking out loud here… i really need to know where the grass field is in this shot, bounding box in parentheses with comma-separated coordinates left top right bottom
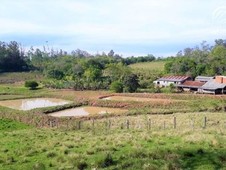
(0, 72, 43, 84)
(129, 61, 166, 89)
(129, 61, 166, 72)
(1, 117, 226, 170)
(1, 84, 226, 169)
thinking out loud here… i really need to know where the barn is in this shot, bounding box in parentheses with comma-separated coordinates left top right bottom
(153, 76, 191, 87)
(200, 76, 226, 94)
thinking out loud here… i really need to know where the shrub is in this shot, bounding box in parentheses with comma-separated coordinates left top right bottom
(154, 86, 162, 93)
(169, 83, 176, 93)
(110, 81, 123, 93)
(24, 80, 39, 90)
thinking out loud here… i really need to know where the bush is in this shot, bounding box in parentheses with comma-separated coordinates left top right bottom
(110, 81, 123, 93)
(154, 86, 162, 93)
(169, 83, 176, 93)
(25, 80, 39, 90)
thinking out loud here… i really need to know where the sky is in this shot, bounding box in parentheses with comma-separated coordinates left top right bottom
(0, 0, 226, 57)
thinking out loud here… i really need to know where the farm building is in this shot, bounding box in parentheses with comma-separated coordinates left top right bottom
(153, 76, 191, 87)
(200, 76, 226, 94)
(176, 76, 226, 94)
(195, 76, 214, 82)
(177, 81, 205, 92)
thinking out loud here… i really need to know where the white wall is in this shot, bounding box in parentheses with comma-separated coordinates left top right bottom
(153, 80, 181, 87)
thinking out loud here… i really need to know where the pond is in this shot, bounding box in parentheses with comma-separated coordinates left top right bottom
(49, 106, 127, 117)
(0, 98, 71, 110)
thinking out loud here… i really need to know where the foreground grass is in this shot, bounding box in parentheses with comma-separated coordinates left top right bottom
(0, 119, 30, 131)
(1, 119, 226, 170)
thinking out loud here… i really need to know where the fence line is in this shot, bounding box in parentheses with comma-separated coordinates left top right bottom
(0, 112, 224, 132)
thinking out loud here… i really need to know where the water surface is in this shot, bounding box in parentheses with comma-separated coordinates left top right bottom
(0, 98, 71, 110)
(50, 106, 127, 117)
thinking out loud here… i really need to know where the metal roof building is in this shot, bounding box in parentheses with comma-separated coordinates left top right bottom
(157, 76, 191, 82)
(201, 79, 226, 90)
(195, 76, 214, 82)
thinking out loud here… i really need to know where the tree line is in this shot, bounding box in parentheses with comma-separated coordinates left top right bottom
(0, 41, 155, 92)
(1, 38, 225, 92)
(165, 39, 226, 77)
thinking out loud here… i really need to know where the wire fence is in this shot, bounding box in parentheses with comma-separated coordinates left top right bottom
(1, 111, 226, 133)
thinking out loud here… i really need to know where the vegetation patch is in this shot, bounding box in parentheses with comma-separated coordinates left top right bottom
(0, 119, 31, 131)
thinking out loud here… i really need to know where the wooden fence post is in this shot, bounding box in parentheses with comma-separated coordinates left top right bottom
(78, 121, 81, 130)
(121, 122, 124, 129)
(92, 119, 95, 134)
(148, 119, 151, 130)
(191, 118, 194, 130)
(126, 120, 130, 129)
(56, 119, 59, 129)
(174, 117, 176, 129)
(105, 120, 108, 130)
(108, 120, 111, 129)
(92, 119, 95, 130)
(66, 118, 69, 130)
(203, 117, 207, 129)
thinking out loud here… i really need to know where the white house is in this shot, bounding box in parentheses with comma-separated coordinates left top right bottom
(153, 76, 192, 87)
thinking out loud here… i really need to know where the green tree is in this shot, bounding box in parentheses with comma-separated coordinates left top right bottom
(123, 74, 139, 92)
(84, 67, 102, 81)
(0, 41, 28, 72)
(108, 50, 114, 57)
(110, 81, 123, 93)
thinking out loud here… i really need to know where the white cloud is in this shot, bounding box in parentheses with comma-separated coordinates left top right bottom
(1, 0, 226, 56)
